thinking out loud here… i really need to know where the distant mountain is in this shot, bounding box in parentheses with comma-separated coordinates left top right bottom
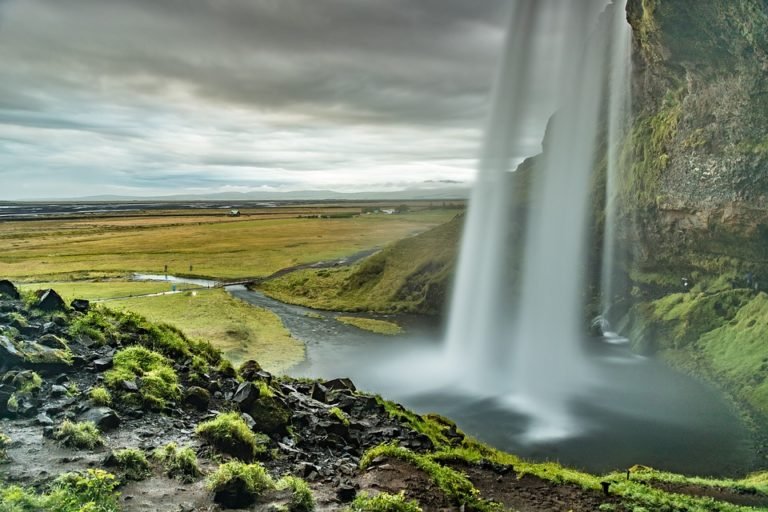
(54, 187, 470, 203)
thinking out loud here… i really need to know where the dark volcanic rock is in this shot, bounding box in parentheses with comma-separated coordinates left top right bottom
(324, 378, 357, 392)
(213, 477, 256, 509)
(238, 360, 263, 381)
(243, 396, 291, 435)
(310, 382, 328, 403)
(336, 484, 357, 503)
(232, 382, 260, 410)
(37, 289, 67, 312)
(70, 299, 90, 313)
(0, 335, 23, 370)
(38, 334, 68, 350)
(184, 386, 211, 411)
(80, 407, 120, 430)
(92, 358, 113, 372)
(0, 280, 20, 300)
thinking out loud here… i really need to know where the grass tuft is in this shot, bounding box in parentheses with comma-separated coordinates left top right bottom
(349, 491, 423, 512)
(55, 420, 104, 450)
(104, 346, 179, 409)
(276, 476, 315, 512)
(196, 411, 265, 461)
(153, 442, 202, 482)
(88, 386, 112, 406)
(113, 448, 151, 481)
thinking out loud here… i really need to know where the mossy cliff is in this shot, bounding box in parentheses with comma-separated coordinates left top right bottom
(622, 0, 768, 425)
(624, 0, 768, 284)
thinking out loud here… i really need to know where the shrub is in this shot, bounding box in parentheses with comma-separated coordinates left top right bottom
(196, 411, 268, 460)
(55, 420, 104, 450)
(153, 442, 202, 482)
(349, 491, 422, 512)
(328, 407, 350, 426)
(0, 469, 120, 512)
(276, 476, 315, 512)
(207, 461, 274, 502)
(46, 469, 120, 512)
(105, 346, 179, 409)
(89, 386, 112, 406)
(113, 448, 151, 481)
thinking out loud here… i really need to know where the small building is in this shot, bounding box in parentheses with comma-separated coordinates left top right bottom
(381, 209, 396, 215)
(229, 209, 241, 217)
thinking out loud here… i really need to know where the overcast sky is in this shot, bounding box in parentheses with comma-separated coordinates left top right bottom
(0, 0, 579, 200)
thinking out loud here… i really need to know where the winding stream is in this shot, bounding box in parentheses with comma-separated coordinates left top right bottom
(134, 275, 757, 476)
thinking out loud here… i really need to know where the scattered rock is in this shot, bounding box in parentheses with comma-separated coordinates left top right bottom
(70, 299, 90, 313)
(38, 334, 68, 350)
(36, 413, 54, 426)
(79, 406, 120, 431)
(50, 385, 69, 397)
(212, 478, 257, 509)
(184, 386, 211, 411)
(37, 289, 67, 312)
(0, 280, 20, 300)
(243, 396, 291, 435)
(310, 382, 328, 403)
(92, 358, 113, 372)
(336, 484, 357, 503)
(121, 380, 139, 392)
(238, 360, 263, 381)
(324, 377, 357, 392)
(233, 381, 260, 410)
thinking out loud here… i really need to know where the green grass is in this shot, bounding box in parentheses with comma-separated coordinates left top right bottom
(328, 406, 350, 426)
(88, 387, 112, 406)
(349, 491, 422, 512)
(54, 420, 104, 450)
(104, 346, 180, 409)
(153, 442, 202, 482)
(360, 444, 495, 511)
(259, 215, 461, 314)
(107, 289, 302, 372)
(0, 209, 456, 281)
(0, 432, 10, 462)
(18, 280, 200, 302)
(196, 411, 266, 461)
(276, 476, 315, 512)
(207, 461, 274, 497)
(336, 316, 403, 335)
(0, 469, 121, 512)
(113, 448, 151, 481)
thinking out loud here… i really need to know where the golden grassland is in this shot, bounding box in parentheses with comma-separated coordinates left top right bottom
(107, 289, 301, 373)
(335, 316, 403, 335)
(0, 209, 456, 281)
(259, 215, 460, 314)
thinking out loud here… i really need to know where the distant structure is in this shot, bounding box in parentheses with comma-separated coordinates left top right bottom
(229, 209, 241, 217)
(380, 209, 396, 215)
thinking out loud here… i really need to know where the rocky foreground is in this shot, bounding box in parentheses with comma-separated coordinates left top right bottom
(1, 280, 768, 512)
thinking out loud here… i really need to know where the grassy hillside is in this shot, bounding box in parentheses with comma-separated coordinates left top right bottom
(258, 215, 462, 315)
(627, 283, 768, 422)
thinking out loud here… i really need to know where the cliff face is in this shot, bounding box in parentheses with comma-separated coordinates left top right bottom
(624, 0, 768, 283)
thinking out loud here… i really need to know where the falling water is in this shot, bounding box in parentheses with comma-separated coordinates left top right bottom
(445, 0, 632, 438)
(600, 2, 634, 338)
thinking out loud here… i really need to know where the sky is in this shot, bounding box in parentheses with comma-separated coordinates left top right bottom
(0, 0, 560, 200)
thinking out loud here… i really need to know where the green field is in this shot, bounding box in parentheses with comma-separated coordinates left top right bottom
(2, 207, 458, 371)
(0, 209, 456, 281)
(18, 281, 201, 301)
(106, 289, 301, 372)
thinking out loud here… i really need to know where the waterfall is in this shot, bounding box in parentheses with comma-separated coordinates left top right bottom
(600, 1, 633, 338)
(444, 0, 632, 438)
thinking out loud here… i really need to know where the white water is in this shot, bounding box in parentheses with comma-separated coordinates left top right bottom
(600, 1, 634, 334)
(444, 0, 633, 439)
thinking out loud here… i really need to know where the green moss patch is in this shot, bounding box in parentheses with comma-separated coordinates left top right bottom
(104, 346, 180, 409)
(196, 411, 267, 461)
(350, 491, 423, 512)
(153, 442, 202, 482)
(54, 420, 104, 450)
(336, 316, 403, 335)
(113, 448, 151, 481)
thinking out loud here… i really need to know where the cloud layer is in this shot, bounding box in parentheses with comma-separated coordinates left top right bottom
(0, 0, 567, 199)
